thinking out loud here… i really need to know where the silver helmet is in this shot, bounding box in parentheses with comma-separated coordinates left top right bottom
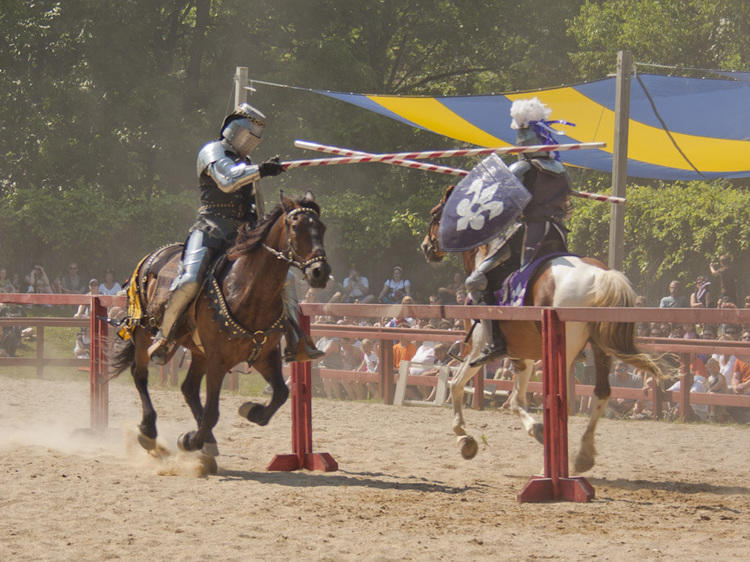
(220, 103, 266, 157)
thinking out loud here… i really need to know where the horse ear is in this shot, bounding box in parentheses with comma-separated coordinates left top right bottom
(280, 191, 295, 212)
(302, 190, 315, 203)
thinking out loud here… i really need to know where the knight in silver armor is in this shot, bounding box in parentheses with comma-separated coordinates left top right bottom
(469, 98, 573, 367)
(148, 103, 321, 364)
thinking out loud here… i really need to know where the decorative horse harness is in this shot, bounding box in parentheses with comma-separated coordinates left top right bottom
(118, 206, 327, 365)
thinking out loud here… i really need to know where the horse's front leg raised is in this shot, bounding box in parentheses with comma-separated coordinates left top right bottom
(450, 328, 488, 459)
(238, 348, 289, 427)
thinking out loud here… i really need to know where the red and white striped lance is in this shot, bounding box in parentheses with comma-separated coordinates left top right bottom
(294, 139, 606, 161)
(288, 140, 625, 204)
(283, 153, 465, 176)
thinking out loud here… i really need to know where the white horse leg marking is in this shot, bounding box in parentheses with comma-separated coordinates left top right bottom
(508, 359, 539, 439)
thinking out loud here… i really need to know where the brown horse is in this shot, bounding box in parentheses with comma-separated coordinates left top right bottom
(421, 185, 660, 472)
(111, 193, 329, 471)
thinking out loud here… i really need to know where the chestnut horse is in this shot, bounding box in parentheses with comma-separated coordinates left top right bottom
(421, 185, 660, 472)
(111, 193, 329, 471)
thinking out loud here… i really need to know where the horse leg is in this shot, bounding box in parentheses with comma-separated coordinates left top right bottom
(506, 359, 542, 443)
(574, 343, 611, 473)
(450, 327, 487, 459)
(178, 366, 225, 459)
(130, 331, 159, 451)
(180, 353, 216, 445)
(238, 349, 289, 426)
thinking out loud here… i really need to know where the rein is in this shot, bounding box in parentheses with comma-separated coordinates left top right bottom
(262, 206, 328, 276)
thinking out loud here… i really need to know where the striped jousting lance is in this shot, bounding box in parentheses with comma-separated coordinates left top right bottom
(288, 140, 625, 204)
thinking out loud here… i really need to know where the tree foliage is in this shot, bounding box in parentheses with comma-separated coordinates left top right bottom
(0, 0, 747, 297)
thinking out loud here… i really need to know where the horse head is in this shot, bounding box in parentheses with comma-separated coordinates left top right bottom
(420, 185, 455, 263)
(279, 191, 331, 288)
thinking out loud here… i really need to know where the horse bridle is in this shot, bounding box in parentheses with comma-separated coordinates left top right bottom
(262, 206, 328, 277)
(425, 202, 445, 257)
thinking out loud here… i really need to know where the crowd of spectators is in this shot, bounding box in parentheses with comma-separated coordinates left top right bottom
(0, 262, 125, 360)
(0, 262, 123, 298)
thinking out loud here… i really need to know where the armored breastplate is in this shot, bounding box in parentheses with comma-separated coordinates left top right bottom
(522, 168, 572, 222)
(198, 174, 256, 223)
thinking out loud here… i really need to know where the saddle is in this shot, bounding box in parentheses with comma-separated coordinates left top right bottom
(494, 252, 575, 307)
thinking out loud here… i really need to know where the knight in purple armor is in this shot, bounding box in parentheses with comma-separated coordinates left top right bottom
(468, 98, 573, 366)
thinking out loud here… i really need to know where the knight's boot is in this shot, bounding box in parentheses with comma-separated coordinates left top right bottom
(147, 288, 191, 365)
(469, 320, 507, 367)
(148, 231, 210, 365)
(281, 275, 324, 363)
(283, 308, 324, 363)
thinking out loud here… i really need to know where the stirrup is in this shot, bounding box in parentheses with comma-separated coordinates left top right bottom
(147, 337, 171, 366)
(469, 344, 506, 367)
(283, 337, 324, 363)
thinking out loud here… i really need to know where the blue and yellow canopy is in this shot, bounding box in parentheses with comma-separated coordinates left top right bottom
(318, 74, 750, 180)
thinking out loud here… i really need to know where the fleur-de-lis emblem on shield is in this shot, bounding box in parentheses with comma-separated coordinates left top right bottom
(454, 177, 504, 231)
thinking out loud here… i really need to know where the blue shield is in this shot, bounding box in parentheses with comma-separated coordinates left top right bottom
(438, 154, 531, 252)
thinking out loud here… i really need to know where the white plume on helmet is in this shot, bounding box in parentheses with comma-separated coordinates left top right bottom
(510, 97, 551, 129)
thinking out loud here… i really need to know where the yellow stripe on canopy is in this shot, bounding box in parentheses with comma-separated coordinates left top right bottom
(507, 89, 750, 173)
(368, 95, 511, 148)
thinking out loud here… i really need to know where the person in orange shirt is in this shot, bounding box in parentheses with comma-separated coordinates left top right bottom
(393, 337, 417, 369)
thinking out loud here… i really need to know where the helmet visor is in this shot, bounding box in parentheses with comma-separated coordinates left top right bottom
(222, 117, 264, 156)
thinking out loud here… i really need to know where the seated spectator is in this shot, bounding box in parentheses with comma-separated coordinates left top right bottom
(378, 266, 412, 304)
(682, 323, 698, 339)
(437, 272, 464, 305)
(634, 295, 647, 307)
(666, 370, 710, 420)
(0, 268, 15, 292)
(98, 269, 122, 296)
(731, 337, 750, 396)
(606, 361, 643, 417)
(27, 265, 53, 294)
(689, 275, 711, 308)
(329, 266, 375, 304)
(709, 254, 737, 306)
(60, 262, 86, 294)
(407, 342, 451, 400)
(705, 357, 730, 422)
(385, 295, 417, 327)
(393, 337, 417, 370)
(659, 280, 687, 308)
(73, 278, 100, 359)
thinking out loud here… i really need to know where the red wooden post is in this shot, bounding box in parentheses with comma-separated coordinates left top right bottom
(89, 296, 109, 432)
(379, 341, 394, 404)
(518, 309, 594, 503)
(267, 312, 338, 472)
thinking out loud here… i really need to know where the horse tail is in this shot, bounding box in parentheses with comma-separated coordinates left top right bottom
(588, 269, 662, 379)
(109, 336, 135, 377)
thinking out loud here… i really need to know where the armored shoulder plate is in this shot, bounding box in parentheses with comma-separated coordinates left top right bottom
(196, 141, 228, 177)
(509, 159, 532, 180)
(529, 158, 566, 175)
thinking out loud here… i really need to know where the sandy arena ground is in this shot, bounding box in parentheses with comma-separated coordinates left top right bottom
(0, 374, 748, 561)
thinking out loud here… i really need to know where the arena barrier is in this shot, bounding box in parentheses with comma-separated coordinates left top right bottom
(0, 292, 125, 431)
(3, 294, 749, 496)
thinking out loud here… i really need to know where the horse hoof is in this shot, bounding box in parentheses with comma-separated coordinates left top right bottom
(201, 442, 219, 457)
(239, 402, 268, 426)
(197, 454, 218, 476)
(531, 423, 544, 444)
(137, 433, 157, 451)
(457, 435, 478, 460)
(574, 452, 595, 474)
(177, 432, 198, 452)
